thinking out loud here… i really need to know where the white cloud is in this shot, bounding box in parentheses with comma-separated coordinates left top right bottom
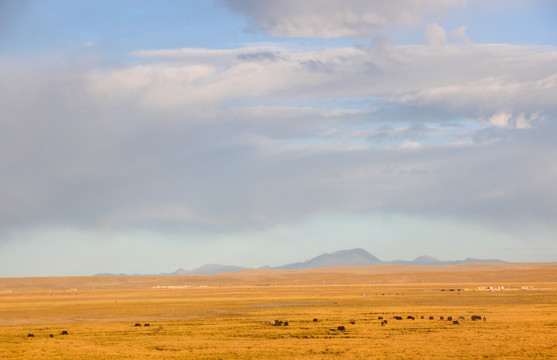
(489, 112, 512, 127)
(486, 112, 536, 129)
(390, 70, 557, 117)
(399, 140, 423, 149)
(109, 43, 557, 123)
(514, 113, 535, 129)
(450, 25, 471, 44)
(425, 23, 447, 47)
(221, 0, 465, 38)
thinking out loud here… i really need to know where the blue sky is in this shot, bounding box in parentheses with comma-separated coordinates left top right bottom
(1, 0, 556, 277)
(2, 1, 244, 55)
(3, 1, 556, 55)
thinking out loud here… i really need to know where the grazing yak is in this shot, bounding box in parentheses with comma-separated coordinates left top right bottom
(60, 331, 68, 335)
(27, 333, 34, 338)
(471, 315, 482, 321)
(337, 326, 345, 331)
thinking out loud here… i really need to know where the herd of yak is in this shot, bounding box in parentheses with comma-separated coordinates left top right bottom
(26, 315, 486, 338)
(27, 330, 68, 338)
(268, 314, 486, 330)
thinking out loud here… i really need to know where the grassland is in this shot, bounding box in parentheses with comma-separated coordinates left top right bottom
(1, 263, 556, 359)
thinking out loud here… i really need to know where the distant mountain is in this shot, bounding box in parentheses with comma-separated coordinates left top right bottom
(273, 248, 382, 270)
(95, 264, 246, 277)
(95, 273, 134, 277)
(384, 255, 505, 266)
(176, 264, 246, 275)
(444, 257, 505, 265)
(94, 249, 505, 276)
(411, 255, 444, 265)
(171, 268, 190, 275)
(382, 255, 444, 266)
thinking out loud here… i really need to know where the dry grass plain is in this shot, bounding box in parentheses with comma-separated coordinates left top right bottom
(1, 263, 556, 359)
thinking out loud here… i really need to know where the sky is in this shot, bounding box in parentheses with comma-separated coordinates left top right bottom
(1, 0, 556, 277)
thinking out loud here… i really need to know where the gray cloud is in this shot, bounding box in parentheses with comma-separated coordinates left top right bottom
(127, 44, 557, 120)
(1, 39, 556, 242)
(220, 0, 465, 38)
(236, 51, 281, 62)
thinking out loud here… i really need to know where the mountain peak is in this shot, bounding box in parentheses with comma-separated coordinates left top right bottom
(173, 268, 190, 275)
(275, 248, 382, 270)
(411, 255, 442, 265)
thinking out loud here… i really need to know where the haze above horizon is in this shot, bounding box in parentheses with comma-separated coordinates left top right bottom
(1, 0, 556, 277)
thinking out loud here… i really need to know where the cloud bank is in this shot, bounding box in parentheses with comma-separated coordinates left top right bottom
(1, 39, 556, 240)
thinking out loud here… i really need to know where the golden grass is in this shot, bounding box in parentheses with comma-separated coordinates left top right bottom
(1, 264, 556, 359)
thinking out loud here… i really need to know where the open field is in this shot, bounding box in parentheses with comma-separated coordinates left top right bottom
(1, 263, 556, 359)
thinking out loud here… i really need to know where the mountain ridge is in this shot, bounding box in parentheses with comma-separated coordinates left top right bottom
(94, 248, 505, 276)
